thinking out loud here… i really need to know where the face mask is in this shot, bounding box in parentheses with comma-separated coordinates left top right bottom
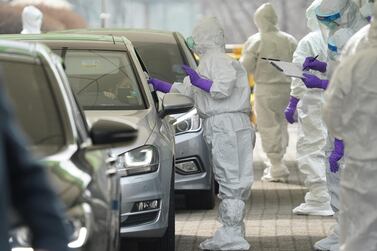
(186, 36, 196, 51)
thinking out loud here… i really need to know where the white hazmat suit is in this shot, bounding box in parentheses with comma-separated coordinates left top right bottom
(323, 20, 377, 251)
(21, 5, 43, 34)
(171, 17, 254, 250)
(240, 3, 297, 182)
(289, 0, 334, 218)
(323, 3, 377, 251)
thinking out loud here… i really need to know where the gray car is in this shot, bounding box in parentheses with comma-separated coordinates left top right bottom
(56, 28, 216, 210)
(0, 33, 194, 251)
(0, 39, 139, 251)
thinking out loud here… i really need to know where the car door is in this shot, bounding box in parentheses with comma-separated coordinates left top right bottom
(53, 58, 121, 251)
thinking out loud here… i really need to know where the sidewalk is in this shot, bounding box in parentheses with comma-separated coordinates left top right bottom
(175, 125, 335, 251)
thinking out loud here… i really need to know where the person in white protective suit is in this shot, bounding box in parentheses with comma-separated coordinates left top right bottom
(148, 17, 254, 250)
(322, 4, 377, 250)
(21, 5, 43, 34)
(341, 0, 375, 58)
(283, 0, 335, 218)
(298, 1, 368, 250)
(240, 3, 297, 182)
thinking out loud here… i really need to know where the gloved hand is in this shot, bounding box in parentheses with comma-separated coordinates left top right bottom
(284, 96, 299, 124)
(182, 65, 212, 92)
(329, 139, 344, 173)
(302, 73, 329, 90)
(303, 57, 327, 73)
(148, 77, 172, 93)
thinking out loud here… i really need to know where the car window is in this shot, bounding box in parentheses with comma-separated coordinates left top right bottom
(55, 49, 145, 110)
(132, 41, 188, 84)
(1, 60, 66, 157)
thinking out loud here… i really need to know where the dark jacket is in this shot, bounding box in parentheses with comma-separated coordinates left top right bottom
(0, 83, 69, 251)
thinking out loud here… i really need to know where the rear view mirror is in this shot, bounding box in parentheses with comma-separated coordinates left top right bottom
(160, 93, 194, 118)
(90, 119, 138, 146)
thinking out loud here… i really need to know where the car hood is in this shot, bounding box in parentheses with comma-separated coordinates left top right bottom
(85, 109, 156, 155)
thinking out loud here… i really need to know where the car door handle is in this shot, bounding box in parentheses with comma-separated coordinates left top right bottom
(106, 167, 117, 176)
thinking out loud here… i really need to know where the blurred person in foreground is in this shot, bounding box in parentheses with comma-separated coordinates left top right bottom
(240, 3, 297, 182)
(0, 79, 68, 251)
(21, 5, 43, 34)
(322, 1, 377, 250)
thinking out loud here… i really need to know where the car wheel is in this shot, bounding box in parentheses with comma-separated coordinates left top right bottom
(140, 172, 175, 251)
(185, 178, 216, 210)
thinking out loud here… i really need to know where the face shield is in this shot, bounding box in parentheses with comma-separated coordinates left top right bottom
(186, 36, 196, 51)
(316, 10, 342, 30)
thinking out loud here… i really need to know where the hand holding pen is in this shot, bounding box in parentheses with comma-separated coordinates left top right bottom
(302, 55, 327, 73)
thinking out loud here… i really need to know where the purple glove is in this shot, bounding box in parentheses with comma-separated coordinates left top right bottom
(284, 96, 299, 124)
(302, 73, 329, 90)
(303, 57, 327, 73)
(329, 139, 344, 173)
(181, 65, 212, 92)
(148, 77, 172, 93)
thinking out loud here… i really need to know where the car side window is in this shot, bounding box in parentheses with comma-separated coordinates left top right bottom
(54, 60, 89, 143)
(175, 32, 198, 69)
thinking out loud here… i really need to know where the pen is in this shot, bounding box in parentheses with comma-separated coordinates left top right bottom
(303, 54, 319, 71)
(261, 57, 280, 61)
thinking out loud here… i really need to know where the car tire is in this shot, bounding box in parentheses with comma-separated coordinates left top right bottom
(185, 178, 216, 210)
(140, 172, 175, 251)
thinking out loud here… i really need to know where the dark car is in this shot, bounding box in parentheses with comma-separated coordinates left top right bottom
(0, 40, 137, 251)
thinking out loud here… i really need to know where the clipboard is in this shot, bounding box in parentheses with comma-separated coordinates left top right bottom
(268, 60, 307, 79)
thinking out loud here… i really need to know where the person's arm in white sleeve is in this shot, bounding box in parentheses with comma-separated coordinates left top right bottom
(240, 37, 259, 75)
(323, 59, 353, 139)
(208, 57, 237, 99)
(290, 38, 311, 99)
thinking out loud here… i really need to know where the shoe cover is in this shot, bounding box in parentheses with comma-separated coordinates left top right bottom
(314, 232, 339, 250)
(199, 199, 250, 250)
(261, 165, 289, 182)
(293, 202, 334, 216)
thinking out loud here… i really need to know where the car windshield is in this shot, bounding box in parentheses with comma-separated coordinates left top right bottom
(1, 60, 65, 157)
(55, 49, 145, 110)
(133, 41, 187, 84)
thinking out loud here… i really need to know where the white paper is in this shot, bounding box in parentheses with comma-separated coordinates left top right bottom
(269, 61, 306, 78)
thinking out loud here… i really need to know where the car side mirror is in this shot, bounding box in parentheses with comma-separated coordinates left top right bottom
(159, 93, 194, 118)
(90, 119, 138, 146)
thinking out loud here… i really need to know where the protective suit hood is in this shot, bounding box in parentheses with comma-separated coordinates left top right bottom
(21, 5, 43, 34)
(192, 17, 225, 56)
(317, 0, 360, 27)
(306, 0, 323, 31)
(254, 3, 279, 33)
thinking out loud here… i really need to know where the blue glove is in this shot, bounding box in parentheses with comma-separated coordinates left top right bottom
(303, 57, 327, 73)
(303, 73, 329, 90)
(182, 65, 212, 92)
(329, 139, 344, 173)
(148, 77, 172, 93)
(284, 96, 299, 124)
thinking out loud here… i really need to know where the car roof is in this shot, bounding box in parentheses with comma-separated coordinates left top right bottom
(0, 33, 133, 51)
(56, 28, 179, 45)
(0, 39, 51, 60)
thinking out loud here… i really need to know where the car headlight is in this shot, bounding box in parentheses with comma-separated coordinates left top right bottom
(118, 145, 159, 177)
(10, 203, 93, 250)
(173, 109, 201, 135)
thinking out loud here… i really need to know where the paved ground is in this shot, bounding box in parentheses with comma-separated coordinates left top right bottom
(175, 125, 335, 251)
